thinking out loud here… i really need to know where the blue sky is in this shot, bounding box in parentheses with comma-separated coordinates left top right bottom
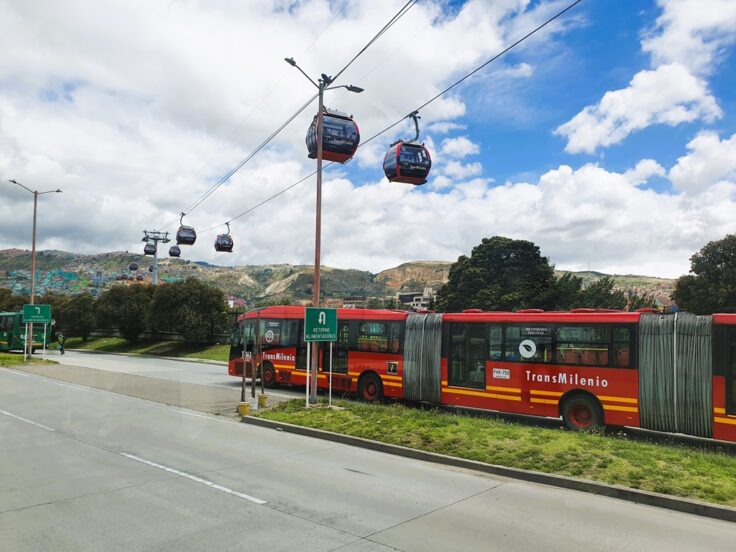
(1, 0, 735, 277)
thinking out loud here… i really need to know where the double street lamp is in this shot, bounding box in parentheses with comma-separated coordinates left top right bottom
(8, 179, 62, 359)
(285, 57, 363, 402)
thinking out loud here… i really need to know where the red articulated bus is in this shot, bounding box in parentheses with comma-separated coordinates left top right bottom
(228, 306, 736, 443)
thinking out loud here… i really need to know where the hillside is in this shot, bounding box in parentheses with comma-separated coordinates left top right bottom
(0, 249, 676, 305)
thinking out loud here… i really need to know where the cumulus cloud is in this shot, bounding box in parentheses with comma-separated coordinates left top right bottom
(623, 159, 666, 186)
(440, 136, 480, 158)
(555, 0, 736, 154)
(442, 161, 483, 179)
(669, 131, 736, 193)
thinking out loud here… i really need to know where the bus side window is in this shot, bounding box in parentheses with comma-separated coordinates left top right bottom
(489, 325, 502, 360)
(613, 327, 631, 368)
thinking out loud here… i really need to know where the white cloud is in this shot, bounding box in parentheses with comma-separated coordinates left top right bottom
(669, 131, 736, 193)
(555, 63, 721, 154)
(440, 136, 480, 158)
(642, 0, 736, 75)
(442, 161, 483, 179)
(624, 159, 666, 186)
(497, 62, 534, 78)
(555, 0, 736, 154)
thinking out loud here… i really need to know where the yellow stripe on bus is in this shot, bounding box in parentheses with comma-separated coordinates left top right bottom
(442, 387, 521, 402)
(530, 398, 558, 405)
(603, 404, 638, 413)
(530, 390, 563, 397)
(597, 395, 638, 404)
(273, 364, 293, 369)
(382, 381, 403, 388)
(714, 416, 736, 426)
(714, 407, 726, 414)
(486, 385, 521, 393)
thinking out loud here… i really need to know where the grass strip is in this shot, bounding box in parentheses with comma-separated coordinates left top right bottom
(64, 336, 229, 362)
(256, 399, 736, 507)
(0, 353, 58, 367)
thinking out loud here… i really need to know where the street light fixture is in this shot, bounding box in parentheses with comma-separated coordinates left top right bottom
(8, 179, 62, 359)
(286, 57, 363, 403)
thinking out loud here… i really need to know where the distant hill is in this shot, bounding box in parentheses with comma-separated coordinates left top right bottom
(0, 249, 676, 305)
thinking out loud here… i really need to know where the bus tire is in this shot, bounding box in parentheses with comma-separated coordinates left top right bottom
(561, 394, 603, 431)
(261, 362, 277, 389)
(358, 373, 383, 403)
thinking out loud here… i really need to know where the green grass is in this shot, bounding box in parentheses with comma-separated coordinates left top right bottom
(256, 399, 736, 507)
(0, 352, 58, 367)
(64, 336, 229, 362)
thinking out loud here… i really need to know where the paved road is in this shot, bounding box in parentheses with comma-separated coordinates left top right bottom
(57, 350, 304, 401)
(1, 368, 734, 551)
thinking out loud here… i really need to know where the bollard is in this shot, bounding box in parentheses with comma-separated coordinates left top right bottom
(237, 402, 251, 417)
(258, 395, 268, 409)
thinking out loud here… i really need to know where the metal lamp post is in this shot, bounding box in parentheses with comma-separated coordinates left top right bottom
(285, 57, 363, 402)
(8, 179, 62, 359)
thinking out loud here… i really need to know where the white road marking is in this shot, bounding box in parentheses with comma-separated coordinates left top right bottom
(0, 409, 55, 431)
(120, 453, 267, 505)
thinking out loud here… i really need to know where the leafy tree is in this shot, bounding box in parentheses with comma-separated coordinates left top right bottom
(96, 285, 153, 342)
(625, 290, 657, 310)
(253, 297, 293, 308)
(551, 272, 583, 310)
(0, 288, 28, 312)
(37, 291, 70, 330)
(436, 237, 557, 312)
(366, 297, 383, 309)
(673, 234, 736, 314)
(61, 294, 96, 340)
(149, 278, 227, 343)
(579, 277, 627, 309)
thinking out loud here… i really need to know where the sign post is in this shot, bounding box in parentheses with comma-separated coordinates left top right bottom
(22, 304, 51, 361)
(304, 307, 337, 407)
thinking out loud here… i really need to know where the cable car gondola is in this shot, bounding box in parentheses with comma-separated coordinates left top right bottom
(383, 111, 432, 185)
(306, 108, 360, 163)
(214, 223, 234, 253)
(143, 243, 156, 255)
(128, 262, 138, 271)
(176, 213, 197, 245)
(169, 245, 181, 258)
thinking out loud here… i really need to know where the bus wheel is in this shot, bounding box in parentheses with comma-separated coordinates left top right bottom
(261, 363, 277, 389)
(358, 373, 383, 403)
(562, 395, 603, 431)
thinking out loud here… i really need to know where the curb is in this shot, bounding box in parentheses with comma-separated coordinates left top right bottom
(242, 416, 736, 523)
(67, 349, 227, 366)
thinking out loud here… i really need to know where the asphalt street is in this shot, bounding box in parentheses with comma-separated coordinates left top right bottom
(1, 366, 734, 551)
(56, 349, 305, 401)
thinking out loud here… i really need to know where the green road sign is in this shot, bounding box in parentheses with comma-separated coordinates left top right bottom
(304, 307, 337, 342)
(23, 304, 52, 324)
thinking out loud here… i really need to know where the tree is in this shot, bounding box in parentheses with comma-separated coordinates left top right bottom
(673, 234, 736, 314)
(61, 294, 96, 340)
(0, 288, 28, 312)
(551, 272, 583, 310)
(149, 278, 227, 343)
(96, 285, 153, 342)
(579, 277, 627, 309)
(436, 237, 557, 312)
(366, 297, 383, 309)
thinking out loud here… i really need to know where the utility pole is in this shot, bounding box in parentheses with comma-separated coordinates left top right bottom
(8, 179, 62, 358)
(141, 231, 170, 286)
(285, 57, 363, 403)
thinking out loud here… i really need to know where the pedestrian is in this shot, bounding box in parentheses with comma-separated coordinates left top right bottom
(57, 333, 65, 355)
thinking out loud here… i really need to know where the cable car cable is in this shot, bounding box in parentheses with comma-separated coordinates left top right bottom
(200, 0, 585, 234)
(157, 0, 417, 231)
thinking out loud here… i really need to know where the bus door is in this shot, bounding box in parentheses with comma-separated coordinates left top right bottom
(724, 326, 736, 416)
(448, 323, 487, 389)
(320, 321, 351, 391)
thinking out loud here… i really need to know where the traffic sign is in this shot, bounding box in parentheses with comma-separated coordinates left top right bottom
(23, 304, 51, 324)
(304, 307, 337, 342)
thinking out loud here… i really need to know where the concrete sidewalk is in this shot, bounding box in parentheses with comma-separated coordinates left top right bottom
(15, 363, 273, 417)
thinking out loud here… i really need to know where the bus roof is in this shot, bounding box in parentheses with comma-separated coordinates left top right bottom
(237, 305, 409, 322)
